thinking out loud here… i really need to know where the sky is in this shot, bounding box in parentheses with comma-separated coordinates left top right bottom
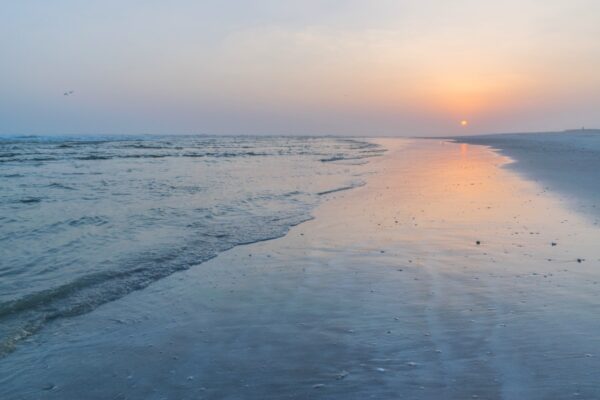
(2, 0, 600, 136)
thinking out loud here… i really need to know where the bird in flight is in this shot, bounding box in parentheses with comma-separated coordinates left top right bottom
(63, 90, 74, 96)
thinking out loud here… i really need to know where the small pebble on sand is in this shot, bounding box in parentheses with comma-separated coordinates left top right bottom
(336, 370, 349, 380)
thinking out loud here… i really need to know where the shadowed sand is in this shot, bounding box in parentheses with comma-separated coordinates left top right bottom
(1, 139, 599, 399)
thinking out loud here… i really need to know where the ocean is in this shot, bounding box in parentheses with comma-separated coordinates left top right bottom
(0, 135, 384, 355)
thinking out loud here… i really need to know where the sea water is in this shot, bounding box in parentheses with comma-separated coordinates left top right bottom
(0, 135, 383, 354)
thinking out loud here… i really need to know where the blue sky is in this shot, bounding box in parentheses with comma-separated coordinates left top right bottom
(2, 1, 600, 136)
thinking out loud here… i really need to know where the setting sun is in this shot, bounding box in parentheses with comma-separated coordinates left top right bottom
(461, 120, 468, 127)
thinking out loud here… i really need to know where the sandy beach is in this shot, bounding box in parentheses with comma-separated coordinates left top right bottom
(453, 130, 600, 223)
(1, 137, 599, 399)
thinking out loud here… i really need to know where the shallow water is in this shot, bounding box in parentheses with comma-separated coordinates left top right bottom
(0, 135, 383, 354)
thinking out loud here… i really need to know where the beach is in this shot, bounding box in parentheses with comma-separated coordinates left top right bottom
(1, 137, 599, 399)
(453, 130, 600, 223)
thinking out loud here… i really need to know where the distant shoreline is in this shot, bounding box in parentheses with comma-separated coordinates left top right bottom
(450, 131, 600, 223)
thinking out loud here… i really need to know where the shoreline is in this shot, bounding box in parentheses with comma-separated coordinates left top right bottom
(0, 136, 382, 358)
(1, 138, 599, 399)
(451, 131, 600, 223)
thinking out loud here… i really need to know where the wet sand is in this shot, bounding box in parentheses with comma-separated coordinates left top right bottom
(1, 139, 599, 399)
(452, 130, 600, 222)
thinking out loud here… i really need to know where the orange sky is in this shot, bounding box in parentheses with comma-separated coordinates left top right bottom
(2, 1, 600, 135)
